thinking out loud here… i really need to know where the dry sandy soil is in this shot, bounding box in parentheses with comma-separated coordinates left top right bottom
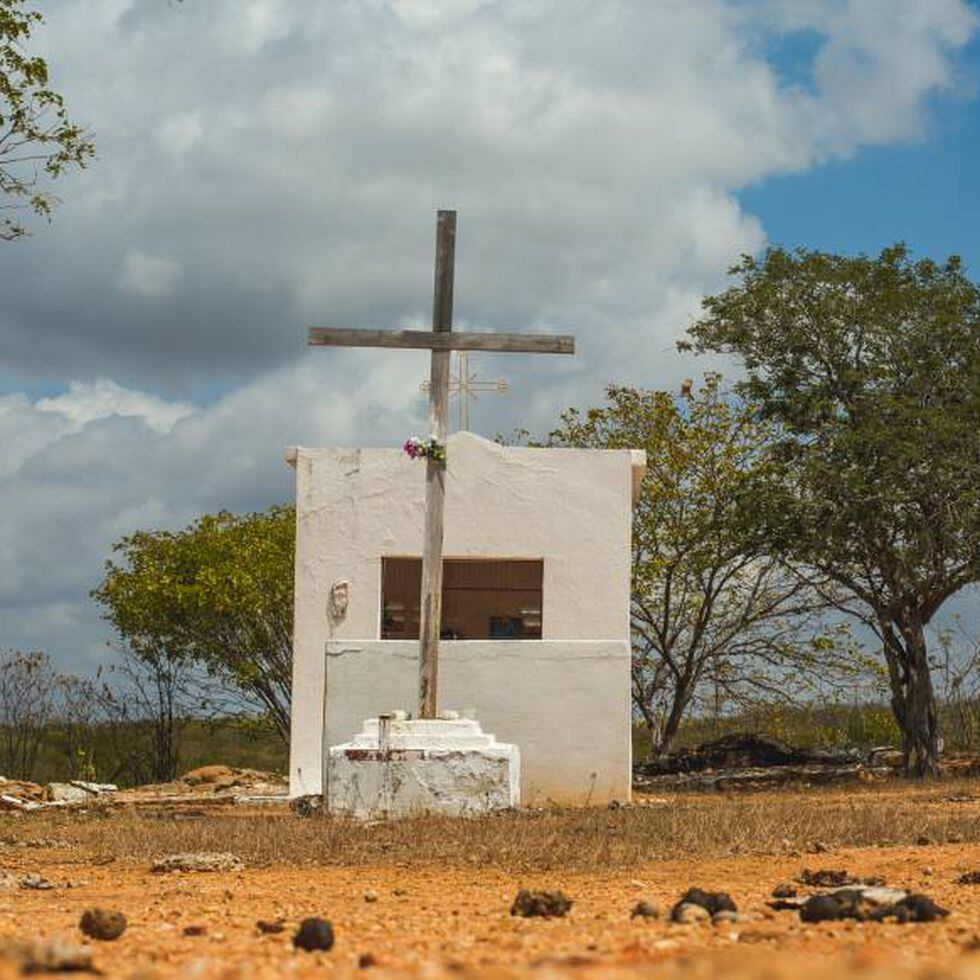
(5, 782, 980, 977)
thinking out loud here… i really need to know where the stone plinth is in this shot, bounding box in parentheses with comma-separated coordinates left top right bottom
(326, 715, 520, 818)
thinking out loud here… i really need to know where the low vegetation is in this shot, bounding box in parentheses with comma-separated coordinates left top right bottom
(4, 782, 980, 872)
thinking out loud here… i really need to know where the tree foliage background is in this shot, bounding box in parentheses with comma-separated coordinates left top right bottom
(93, 506, 295, 744)
(685, 244, 980, 776)
(544, 374, 860, 755)
(0, 0, 93, 240)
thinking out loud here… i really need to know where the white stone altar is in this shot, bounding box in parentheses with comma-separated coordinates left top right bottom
(327, 714, 520, 818)
(286, 431, 646, 807)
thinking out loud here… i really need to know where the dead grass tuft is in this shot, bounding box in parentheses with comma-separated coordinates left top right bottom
(3, 781, 980, 872)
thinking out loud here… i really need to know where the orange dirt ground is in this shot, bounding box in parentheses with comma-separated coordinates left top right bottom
(5, 793, 980, 977)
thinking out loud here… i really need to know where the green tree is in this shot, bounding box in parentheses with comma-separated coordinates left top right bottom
(547, 375, 851, 756)
(1, 0, 94, 240)
(93, 505, 295, 743)
(684, 244, 980, 777)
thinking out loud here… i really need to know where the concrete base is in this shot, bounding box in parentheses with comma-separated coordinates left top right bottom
(326, 715, 520, 819)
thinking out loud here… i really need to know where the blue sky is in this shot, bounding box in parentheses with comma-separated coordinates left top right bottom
(746, 32, 980, 270)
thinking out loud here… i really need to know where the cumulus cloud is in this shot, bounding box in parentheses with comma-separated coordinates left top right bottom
(36, 380, 195, 434)
(0, 0, 976, 668)
(119, 250, 181, 298)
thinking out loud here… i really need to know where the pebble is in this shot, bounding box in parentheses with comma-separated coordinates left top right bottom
(0, 937, 93, 973)
(630, 900, 661, 919)
(363, 888, 379, 903)
(293, 917, 335, 952)
(79, 907, 127, 941)
(151, 852, 244, 873)
(257, 919, 286, 934)
(672, 902, 710, 924)
(510, 889, 573, 919)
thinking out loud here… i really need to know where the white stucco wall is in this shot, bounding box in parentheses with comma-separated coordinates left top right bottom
(287, 431, 643, 805)
(323, 640, 631, 805)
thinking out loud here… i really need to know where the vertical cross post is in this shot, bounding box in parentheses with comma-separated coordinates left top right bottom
(418, 209, 456, 718)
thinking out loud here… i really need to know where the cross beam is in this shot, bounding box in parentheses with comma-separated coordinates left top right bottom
(307, 210, 575, 719)
(309, 327, 573, 354)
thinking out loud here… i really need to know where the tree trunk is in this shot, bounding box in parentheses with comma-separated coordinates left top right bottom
(880, 613, 939, 779)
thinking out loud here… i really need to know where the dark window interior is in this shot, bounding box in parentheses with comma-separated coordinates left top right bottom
(381, 558, 543, 640)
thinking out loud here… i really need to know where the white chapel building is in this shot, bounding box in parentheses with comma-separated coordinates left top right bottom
(286, 431, 645, 806)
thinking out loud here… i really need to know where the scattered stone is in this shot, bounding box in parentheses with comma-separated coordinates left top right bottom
(19, 872, 57, 890)
(363, 888, 379, 903)
(392, 888, 407, 897)
(771, 883, 797, 898)
(958, 871, 980, 884)
(630, 900, 661, 919)
(800, 887, 948, 924)
(809, 841, 831, 854)
(671, 888, 737, 920)
(922, 867, 934, 876)
(79, 908, 127, 941)
(797, 869, 885, 888)
(510, 889, 573, 918)
(183, 924, 207, 937)
(916, 835, 934, 846)
(0, 936, 95, 973)
(671, 902, 710, 924)
(151, 852, 244, 873)
(358, 952, 378, 969)
(43, 783, 93, 804)
(257, 919, 286, 934)
(293, 917, 335, 952)
(712, 909, 740, 924)
(290, 795, 322, 817)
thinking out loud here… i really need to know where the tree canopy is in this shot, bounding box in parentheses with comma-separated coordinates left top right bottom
(1, 0, 94, 240)
(93, 506, 295, 741)
(684, 244, 980, 776)
(546, 374, 853, 754)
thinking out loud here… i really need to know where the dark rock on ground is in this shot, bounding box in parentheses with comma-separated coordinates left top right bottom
(635, 733, 862, 777)
(800, 887, 948, 924)
(293, 917, 335, 952)
(958, 871, 980, 885)
(630, 900, 661, 919)
(671, 888, 737, 920)
(290, 795, 322, 817)
(79, 907, 127, 941)
(257, 919, 286, 934)
(0, 936, 95, 973)
(510, 889, 573, 918)
(771, 883, 797, 898)
(672, 902, 711, 924)
(183, 924, 207, 936)
(798, 869, 885, 888)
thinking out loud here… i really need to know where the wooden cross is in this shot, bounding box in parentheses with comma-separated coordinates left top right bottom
(420, 351, 510, 432)
(308, 210, 575, 719)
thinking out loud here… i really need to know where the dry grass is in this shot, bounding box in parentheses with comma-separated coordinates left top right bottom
(4, 781, 980, 873)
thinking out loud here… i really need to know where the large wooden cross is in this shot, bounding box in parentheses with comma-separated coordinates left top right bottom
(309, 210, 575, 719)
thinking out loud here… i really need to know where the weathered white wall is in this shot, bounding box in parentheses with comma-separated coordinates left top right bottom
(324, 640, 631, 805)
(287, 432, 642, 805)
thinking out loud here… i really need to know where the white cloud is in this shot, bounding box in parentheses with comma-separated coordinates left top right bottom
(118, 250, 181, 298)
(0, 0, 976, 669)
(156, 111, 203, 157)
(36, 380, 195, 434)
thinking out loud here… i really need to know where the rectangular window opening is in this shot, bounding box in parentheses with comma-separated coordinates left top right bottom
(381, 558, 543, 640)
